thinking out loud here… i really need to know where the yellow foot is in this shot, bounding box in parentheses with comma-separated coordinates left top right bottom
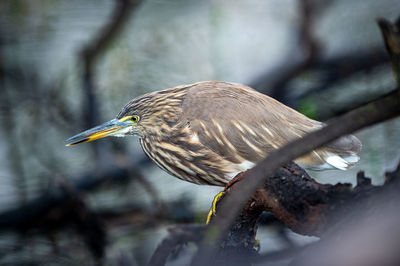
(206, 191, 225, 224)
(205, 191, 261, 251)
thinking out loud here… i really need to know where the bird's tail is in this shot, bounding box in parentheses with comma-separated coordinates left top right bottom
(322, 153, 360, 170)
(299, 134, 362, 171)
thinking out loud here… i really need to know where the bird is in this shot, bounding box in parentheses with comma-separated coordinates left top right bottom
(66, 81, 362, 186)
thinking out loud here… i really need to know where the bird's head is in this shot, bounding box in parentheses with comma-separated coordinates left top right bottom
(65, 89, 185, 146)
(65, 112, 141, 146)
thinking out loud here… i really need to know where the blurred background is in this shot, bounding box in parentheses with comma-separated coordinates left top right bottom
(0, 0, 400, 265)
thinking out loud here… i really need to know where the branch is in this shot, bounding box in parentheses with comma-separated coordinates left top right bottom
(251, 0, 331, 103)
(79, 0, 142, 159)
(0, 166, 134, 231)
(147, 225, 205, 266)
(81, 0, 141, 72)
(215, 163, 382, 238)
(191, 88, 400, 265)
(150, 161, 390, 266)
(284, 162, 400, 266)
(201, 162, 384, 266)
(251, 46, 389, 111)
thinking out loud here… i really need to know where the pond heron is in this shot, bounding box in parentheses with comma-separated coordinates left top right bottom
(66, 81, 361, 186)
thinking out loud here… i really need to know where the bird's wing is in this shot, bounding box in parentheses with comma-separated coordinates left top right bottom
(180, 81, 323, 165)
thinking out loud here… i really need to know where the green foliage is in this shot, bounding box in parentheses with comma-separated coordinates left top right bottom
(298, 98, 319, 120)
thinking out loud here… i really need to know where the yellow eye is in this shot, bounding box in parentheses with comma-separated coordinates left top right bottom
(118, 115, 140, 123)
(131, 115, 140, 123)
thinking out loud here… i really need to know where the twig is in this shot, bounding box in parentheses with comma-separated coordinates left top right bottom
(378, 17, 400, 85)
(251, 0, 331, 104)
(81, 0, 141, 71)
(81, 0, 140, 128)
(294, 47, 390, 118)
(79, 0, 141, 158)
(147, 225, 205, 266)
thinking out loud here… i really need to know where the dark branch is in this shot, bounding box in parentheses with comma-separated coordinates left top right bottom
(287, 162, 400, 266)
(213, 162, 382, 239)
(250, 0, 330, 103)
(147, 225, 205, 266)
(149, 161, 392, 266)
(251, 46, 389, 110)
(201, 162, 382, 266)
(81, 0, 141, 72)
(79, 0, 142, 160)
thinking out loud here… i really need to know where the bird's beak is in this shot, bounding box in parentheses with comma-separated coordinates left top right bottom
(65, 119, 133, 146)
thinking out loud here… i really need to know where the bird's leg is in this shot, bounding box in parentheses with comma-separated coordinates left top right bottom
(206, 191, 225, 224)
(224, 171, 248, 190)
(206, 171, 248, 224)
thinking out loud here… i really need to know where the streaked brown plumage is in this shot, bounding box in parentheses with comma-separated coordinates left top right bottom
(66, 81, 362, 186)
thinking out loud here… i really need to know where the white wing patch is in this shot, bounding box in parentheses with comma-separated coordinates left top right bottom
(299, 153, 360, 171)
(341, 154, 360, 164)
(325, 154, 360, 170)
(326, 155, 349, 170)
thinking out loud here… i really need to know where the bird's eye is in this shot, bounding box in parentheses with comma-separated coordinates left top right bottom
(131, 115, 140, 123)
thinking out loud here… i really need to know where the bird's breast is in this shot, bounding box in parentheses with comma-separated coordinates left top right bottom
(139, 132, 238, 186)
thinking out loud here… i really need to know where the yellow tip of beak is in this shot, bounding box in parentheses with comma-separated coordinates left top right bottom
(65, 138, 91, 146)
